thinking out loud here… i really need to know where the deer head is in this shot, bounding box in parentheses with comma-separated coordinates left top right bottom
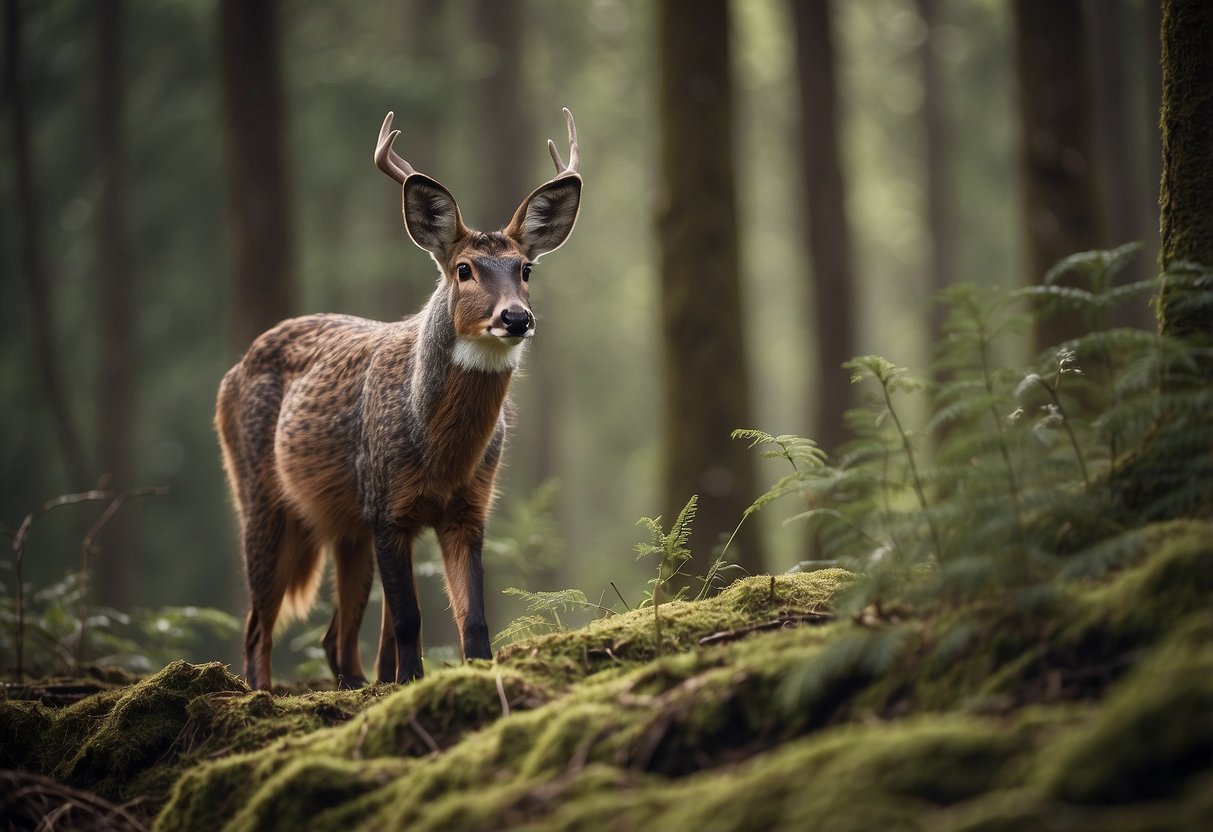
(374, 109, 582, 357)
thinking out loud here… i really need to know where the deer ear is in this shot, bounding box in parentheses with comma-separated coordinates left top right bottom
(505, 176, 582, 260)
(402, 174, 465, 259)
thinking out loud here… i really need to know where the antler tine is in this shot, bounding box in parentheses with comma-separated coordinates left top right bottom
(546, 107, 580, 177)
(375, 111, 417, 185)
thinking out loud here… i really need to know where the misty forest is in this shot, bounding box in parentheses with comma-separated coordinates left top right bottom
(2, 0, 1212, 829)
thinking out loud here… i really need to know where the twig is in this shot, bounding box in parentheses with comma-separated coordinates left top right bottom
(495, 672, 511, 718)
(76, 487, 169, 669)
(9, 487, 167, 681)
(697, 611, 835, 647)
(609, 581, 631, 611)
(1, 769, 150, 832)
(408, 713, 441, 755)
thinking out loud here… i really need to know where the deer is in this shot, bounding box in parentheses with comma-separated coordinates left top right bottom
(216, 108, 582, 691)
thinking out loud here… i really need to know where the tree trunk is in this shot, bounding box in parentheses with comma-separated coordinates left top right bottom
(4, 0, 90, 489)
(916, 0, 956, 348)
(95, 0, 135, 608)
(1114, 0, 1212, 518)
(1013, 0, 1105, 353)
(657, 0, 764, 576)
(1157, 0, 1213, 343)
(469, 0, 557, 488)
(791, 0, 857, 459)
(1086, 0, 1152, 329)
(219, 0, 295, 355)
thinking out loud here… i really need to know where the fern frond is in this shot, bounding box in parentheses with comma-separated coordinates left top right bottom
(492, 614, 552, 647)
(502, 586, 591, 614)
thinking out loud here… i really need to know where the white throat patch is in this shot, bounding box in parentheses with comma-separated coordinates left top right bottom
(452, 336, 527, 374)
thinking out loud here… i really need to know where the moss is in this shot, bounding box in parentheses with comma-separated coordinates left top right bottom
(496, 570, 854, 686)
(1042, 614, 1213, 804)
(17, 530, 1213, 831)
(39, 661, 246, 799)
(0, 699, 53, 769)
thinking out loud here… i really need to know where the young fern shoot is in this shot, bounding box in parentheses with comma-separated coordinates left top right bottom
(844, 357, 945, 563)
(635, 495, 699, 654)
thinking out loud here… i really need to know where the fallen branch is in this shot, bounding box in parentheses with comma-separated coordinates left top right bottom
(0, 769, 150, 832)
(697, 610, 835, 647)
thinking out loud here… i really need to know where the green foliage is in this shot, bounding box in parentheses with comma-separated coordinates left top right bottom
(492, 587, 611, 647)
(739, 256, 1213, 621)
(483, 480, 564, 575)
(635, 496, 699, 654)
(634, 495, 698, 606)
(1, 570, 240, 679)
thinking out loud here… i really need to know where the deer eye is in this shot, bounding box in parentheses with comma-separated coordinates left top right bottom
(457, 263, 472, 281)
(522, 264, 532, 282)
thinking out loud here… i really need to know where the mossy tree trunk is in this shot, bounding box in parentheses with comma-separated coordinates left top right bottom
(656, 0, 764, 576)
(1013, 0, 1105, 354)
(1115, 0, 1213, 518)
(1157, 0, 1213, 348)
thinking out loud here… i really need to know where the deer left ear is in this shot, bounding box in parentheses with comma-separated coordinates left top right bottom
(505, 176, 582, 260)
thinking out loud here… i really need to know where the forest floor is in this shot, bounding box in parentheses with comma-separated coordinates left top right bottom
(2, 519, 1212, 831)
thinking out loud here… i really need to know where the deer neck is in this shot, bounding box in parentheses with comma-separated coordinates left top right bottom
(411, 287, 517, 461)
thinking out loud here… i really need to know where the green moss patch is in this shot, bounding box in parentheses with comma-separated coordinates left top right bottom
(6, 533, 1212, 831)
(497, 569, 854, 687)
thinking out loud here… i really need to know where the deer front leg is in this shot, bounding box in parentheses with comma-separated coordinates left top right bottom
(373, 523, 424, 682)
(436, 507, 492, 662)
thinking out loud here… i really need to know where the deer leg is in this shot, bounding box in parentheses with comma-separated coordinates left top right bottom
(376, 593, 397, 683)
(437, 512, 492, 661)
(326, 533, 373, 688)
(241, 506, 287, 691)
(373, 524, 423, 683)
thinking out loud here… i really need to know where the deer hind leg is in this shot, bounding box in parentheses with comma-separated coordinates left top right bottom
(323, 531, 373, 689)
(241, 503, 288, 691)
(376, 593, 397, 684)
(437, 511, 492, 662)
(243, 504, 322, 691)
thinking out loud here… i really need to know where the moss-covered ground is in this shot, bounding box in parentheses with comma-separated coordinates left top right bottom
(2, 525, 1211, 831)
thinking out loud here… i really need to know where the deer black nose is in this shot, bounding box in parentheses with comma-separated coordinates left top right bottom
(500, 307, 532, 337)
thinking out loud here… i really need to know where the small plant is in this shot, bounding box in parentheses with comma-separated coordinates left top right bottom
(634, 495, 699, 655)
(492, 586, 615, 647)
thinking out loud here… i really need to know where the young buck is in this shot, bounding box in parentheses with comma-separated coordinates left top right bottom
(216, 109, 582, 690)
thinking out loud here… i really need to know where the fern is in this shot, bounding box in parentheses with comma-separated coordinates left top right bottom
(492, 586, 616, 648)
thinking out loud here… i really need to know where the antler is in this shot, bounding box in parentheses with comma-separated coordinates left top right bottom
(375, 111, 417, 185)
(546, 108, 580, 178)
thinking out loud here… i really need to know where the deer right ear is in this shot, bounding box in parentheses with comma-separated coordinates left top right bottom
(402, 174, 465, 260)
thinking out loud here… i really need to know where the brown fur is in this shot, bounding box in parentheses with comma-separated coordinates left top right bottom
(219, 113, 582, 691)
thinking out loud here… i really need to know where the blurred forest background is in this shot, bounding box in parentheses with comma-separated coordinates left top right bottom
(2, 0, 1164, 677)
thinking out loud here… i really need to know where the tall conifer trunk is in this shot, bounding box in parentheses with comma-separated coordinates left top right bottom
(657, 0, 763, 575)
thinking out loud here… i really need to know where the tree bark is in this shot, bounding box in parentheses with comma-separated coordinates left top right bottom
(1157, 0, 1213, 343)
(470, 0, 558, 488)
(219, 0, 295, 355)
(791, 0, 857, 458)
(916, 0, 957, 348)
(95, 0, 135, 607)
(1013, 0, 1105, 353)
(1114, 0, 1212, 518)
(657, 0, 764, 576)
(4, 0, 90, 489)
(1086, 0, 1152, 329)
